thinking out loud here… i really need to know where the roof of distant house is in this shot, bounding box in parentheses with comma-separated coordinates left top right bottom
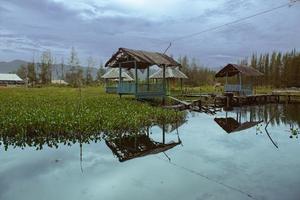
(51, 80, 68, 85)
(0, 73, 23, 81)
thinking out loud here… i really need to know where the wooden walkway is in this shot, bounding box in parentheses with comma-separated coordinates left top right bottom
(165, 93, 300, 112)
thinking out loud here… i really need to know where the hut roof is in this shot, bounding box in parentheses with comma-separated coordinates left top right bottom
(101, 68, 134, 81)
(0, 73, 23, 81)
(215, 64, 263, 78)
(150, 67, 188, 79)
(214, 117, 262, 133)
(105, 134, 180, 162)
(105, 48, 181, 69)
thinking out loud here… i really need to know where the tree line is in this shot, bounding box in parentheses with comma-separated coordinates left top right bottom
(17, 47, 106, 87)
(177, 56, 215, 86)
(241, 49, 300, 88)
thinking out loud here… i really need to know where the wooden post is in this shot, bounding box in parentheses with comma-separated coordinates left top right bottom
(134, 61, 138, 96)
(180, 78, 183, 94)
(119, 63, 122, 97)
(162, 124, 165, 144)
(162, 65, 166, 105)
(147, 66, 150, 91)
(239, 72, 242, 95)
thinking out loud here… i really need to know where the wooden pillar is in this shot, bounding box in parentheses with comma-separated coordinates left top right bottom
(134, 61, 138, 96)
(119, 63, 122, 97)
(162, 65, 166, 104)
(239, 72, 242, 94)
(180, 78, 183, 94)
(162, 124, 165, 144)
(147, 66, 150, 91)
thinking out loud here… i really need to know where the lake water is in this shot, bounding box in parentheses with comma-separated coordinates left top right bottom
(1, 104, 300, 200)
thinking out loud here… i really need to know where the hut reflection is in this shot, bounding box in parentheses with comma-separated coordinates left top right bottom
(214, 108, 263, 133)
(104, 123, 184, 162)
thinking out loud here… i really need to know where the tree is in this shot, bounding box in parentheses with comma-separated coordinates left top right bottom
(17, 64, 28, 80)
(96, 61, 105, 83)
(40, 50, 53, 84)
(27, 60, 36, 85)
(85, 56, 94, 85)
(66, 47, 83, 87)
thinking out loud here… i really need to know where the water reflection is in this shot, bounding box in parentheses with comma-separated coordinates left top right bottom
(104, 125, 182, 162)
(212, 104, 300, 148)
(0, 120, 185, 163)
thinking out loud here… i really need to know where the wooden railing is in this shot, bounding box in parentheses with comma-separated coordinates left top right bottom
(117, 82, 165, 98)
(225, 84, 253, 96)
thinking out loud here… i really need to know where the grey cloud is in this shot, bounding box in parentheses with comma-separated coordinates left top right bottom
(0, 0, 299, 67)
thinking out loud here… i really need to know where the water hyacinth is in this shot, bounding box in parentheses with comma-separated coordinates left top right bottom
(0, 87, 185, 143)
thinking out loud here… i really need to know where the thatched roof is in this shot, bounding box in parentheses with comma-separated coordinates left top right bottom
(150, 67, 188, 79)
(105, 48, 181, 69)
(105, 134, 180, 162)
(214, 117, 262, 133)
(101, 68, 134, 81)
(215, 64, 263, 78)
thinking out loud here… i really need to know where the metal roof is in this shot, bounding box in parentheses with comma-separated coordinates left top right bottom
(105, 48, 181, 69)
(101, 68, 134, 81)
(0, 73, 23, 81)
(215, 64, 263, 77)
(150, 67, 188, 79)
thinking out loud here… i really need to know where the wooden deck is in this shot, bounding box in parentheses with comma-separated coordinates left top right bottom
(165, 93, 300, 113)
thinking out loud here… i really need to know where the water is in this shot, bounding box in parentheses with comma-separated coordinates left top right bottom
(1, 104, 300, 200)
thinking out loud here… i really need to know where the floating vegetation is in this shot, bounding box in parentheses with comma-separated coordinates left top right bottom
(289, 125, 299, 139)
(0, 87, 185, 149)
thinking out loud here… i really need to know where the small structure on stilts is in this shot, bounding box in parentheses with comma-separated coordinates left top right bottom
(150, 67, 188, 95)
(105, 48, 181, 100)
(215, 64, 263, 96)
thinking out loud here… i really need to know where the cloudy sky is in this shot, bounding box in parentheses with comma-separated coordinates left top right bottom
(0, 0, 299, 67)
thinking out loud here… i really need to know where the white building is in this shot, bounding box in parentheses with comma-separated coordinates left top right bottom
(0, 73, 25, 86)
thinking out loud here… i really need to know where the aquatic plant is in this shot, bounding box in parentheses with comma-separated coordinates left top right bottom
(0, 87, 185, 148)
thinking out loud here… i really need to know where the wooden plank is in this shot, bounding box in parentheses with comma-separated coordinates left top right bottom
(168, 96, 191, 106)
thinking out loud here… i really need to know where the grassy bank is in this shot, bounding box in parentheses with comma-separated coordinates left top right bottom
(0, 87, 184, 138)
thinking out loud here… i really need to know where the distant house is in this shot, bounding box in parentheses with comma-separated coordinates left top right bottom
(0, 73, 25, 86)
(51, 80, 68, 85)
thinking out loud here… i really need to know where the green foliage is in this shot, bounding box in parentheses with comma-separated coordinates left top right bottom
(0, 87, 184, 140)
(247, 50, 300, 88)
(177, 56, 215, 86)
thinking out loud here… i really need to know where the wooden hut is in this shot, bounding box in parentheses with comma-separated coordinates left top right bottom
(105, 48, 181, 99)
(101, 68, 134, 93)
(215, 64, 263, 96)
(150, 67, 188, 94)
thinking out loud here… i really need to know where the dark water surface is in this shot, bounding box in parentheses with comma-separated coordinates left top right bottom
(1, 104, 300, 200)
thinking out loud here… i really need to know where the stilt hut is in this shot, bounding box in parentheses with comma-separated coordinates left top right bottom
(105, 48, 181, 99)
(101, 68, 134, 93)
(150, 67, 188, 94)
(215, 64, 263, 96)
